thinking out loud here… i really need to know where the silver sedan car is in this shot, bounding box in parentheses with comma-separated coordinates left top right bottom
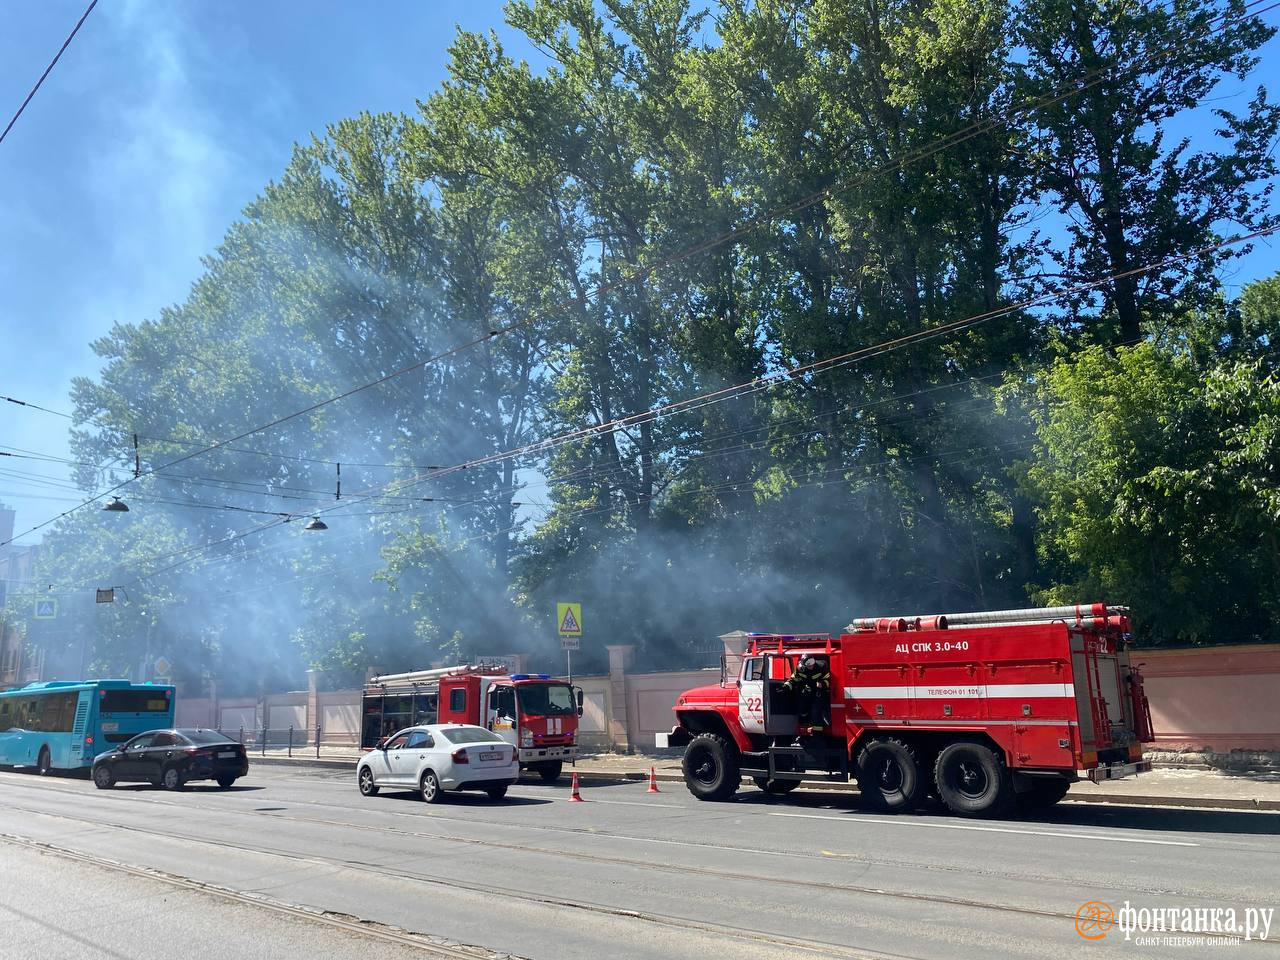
(357, 723, 518, 803)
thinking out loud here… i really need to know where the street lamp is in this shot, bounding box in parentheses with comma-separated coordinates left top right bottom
(303, 517, 328, 531)
(103, 497, 130, 512)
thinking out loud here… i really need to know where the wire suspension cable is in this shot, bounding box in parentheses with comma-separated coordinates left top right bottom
(0, 0, 98, 147)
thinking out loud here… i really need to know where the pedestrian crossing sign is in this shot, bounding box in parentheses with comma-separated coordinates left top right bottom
(556, 602, 582, 637)
(34, 598, 57, 619)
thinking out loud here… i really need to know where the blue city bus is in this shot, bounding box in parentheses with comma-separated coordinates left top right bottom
(0, 680, 176, 774)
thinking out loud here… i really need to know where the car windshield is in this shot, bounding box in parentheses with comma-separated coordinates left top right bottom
(436, 727, 503, 745)
(179, 729, 234, 745)
(517, 683, 576, 717)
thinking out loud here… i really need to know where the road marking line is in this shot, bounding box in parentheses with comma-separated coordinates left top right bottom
(768, 812, 1199, 846)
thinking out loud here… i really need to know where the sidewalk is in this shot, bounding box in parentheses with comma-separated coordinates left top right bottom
(252, 745, 1280, 811)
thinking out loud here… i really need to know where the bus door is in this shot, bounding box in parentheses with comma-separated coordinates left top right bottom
(69, 691, 93, 765)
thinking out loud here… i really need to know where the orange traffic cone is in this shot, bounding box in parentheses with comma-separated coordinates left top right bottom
(647, 766, 661, 793)
(568, 771, 586, 802)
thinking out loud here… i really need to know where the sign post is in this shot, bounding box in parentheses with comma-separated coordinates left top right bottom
(557, 602, 582, 682)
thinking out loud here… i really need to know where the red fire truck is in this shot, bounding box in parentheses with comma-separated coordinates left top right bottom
(361, 665, 582, 781)
(659, 603, 1154, 817)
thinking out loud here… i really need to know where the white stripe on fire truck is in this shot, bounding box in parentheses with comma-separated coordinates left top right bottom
(842, 683, 1075, 699)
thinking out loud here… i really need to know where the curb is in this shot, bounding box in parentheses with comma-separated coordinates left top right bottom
(250, 755, 1280, 811)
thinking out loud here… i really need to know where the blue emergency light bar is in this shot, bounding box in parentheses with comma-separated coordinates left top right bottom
(509, 674, 552, 681)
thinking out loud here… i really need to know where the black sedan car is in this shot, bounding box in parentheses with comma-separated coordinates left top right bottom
(92, 728, 249, 790)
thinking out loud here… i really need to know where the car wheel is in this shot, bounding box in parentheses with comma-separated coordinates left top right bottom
(419, 769, 442, 804)
(216, 776, 236, 789)
(36, 747, 51, 776)
(855, 737, 923, 813)
(357, 766, 379, 797)
(161, 765, 185, 791)
(486, 784, 508, 800)
(681, 733, 740, 801)
(934, 741, 1014, 818)
(92, 766, 114, 790)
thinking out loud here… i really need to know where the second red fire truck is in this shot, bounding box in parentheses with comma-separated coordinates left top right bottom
(660, 603, 1154, 817)
(362, 665, 582, 781)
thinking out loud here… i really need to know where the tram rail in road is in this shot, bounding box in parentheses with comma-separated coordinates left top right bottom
(2, 765, 1278, 960)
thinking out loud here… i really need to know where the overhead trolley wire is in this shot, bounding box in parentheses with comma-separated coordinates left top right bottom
(91, 224, 1276, 595)
(0, 0, 98, 147)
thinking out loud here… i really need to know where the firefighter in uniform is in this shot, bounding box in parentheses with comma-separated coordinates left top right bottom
(782, 655, 831, 732)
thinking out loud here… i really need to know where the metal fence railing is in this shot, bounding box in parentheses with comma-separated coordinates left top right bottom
(216, 725, 315, 757)
(215, 725, 368, 758)
(213, 725, 611, 760)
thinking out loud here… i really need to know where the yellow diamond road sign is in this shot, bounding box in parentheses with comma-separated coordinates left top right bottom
(556, 602, 582, 637)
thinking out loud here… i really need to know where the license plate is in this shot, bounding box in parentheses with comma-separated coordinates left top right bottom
(218, 751, 236, 758)
(479, 752, 502, 761)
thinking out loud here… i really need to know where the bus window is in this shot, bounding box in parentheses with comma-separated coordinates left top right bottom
(101, 690, 170, 714)
(37, 693, 77, 733)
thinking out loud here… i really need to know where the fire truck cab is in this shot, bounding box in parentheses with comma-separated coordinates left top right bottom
(660, 603, 1154, 817)
(362, 666, 583, 782)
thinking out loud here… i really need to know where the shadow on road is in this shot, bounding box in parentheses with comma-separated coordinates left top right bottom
(111, 783, 266, 793)
(726, 789, 1280, 835)
(1017, 802, 1280, 836)
(379, 790, 553, 807)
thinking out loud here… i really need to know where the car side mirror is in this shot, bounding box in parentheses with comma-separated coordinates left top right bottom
(576, 688, 584, 708)
(375, 737, 387, 750)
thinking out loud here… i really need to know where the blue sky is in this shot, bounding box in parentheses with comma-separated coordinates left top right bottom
(1, 1, 1278, 543)
(0, 1, 541, 540)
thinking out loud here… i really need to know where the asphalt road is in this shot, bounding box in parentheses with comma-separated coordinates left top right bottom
(1, 764, 1278, 960)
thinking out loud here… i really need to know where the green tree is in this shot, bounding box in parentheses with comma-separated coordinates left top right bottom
(1017, 0, 1279, 345)
(1023, 298, 1279, 645)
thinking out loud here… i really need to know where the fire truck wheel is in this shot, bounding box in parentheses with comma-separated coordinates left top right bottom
(854, 738, 923, 813)
(934, 742, 1014, 818)
(537, 761, 563, 783)
(1018, 778, 1071, 810)
(753, 777, 800, 795)
(682, 733, 740, 801)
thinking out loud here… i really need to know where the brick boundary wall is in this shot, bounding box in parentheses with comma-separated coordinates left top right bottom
(169, 641, 1280, 762)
